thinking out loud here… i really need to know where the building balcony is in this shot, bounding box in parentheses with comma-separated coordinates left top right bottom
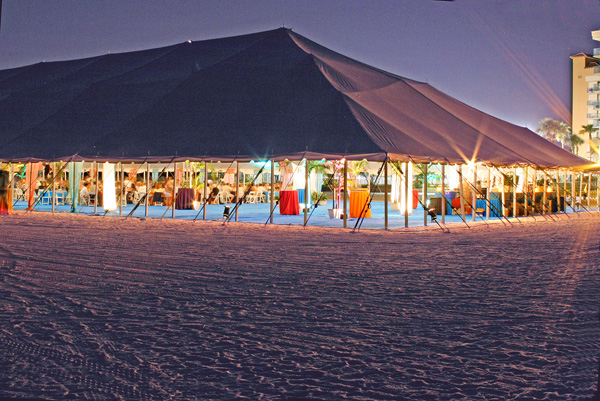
(594, 48, 600, 56)
(588, 113, 599, 119)
(588, 100, 600, 108)
(588, 86, 600, 93)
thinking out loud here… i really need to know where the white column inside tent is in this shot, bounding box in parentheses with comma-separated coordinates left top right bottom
(94, 161, 98, 215)
(119, 163, 123, 216)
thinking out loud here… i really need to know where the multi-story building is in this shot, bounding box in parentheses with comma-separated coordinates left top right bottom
(571, 29, 600, 162)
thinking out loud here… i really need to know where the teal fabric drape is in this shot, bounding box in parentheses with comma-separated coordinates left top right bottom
(68, 162, 83, 212)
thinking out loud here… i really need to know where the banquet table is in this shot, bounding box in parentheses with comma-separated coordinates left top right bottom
(279, 190, 299, 215)
(175, 188, 195, 210)
(349, 189, 372, 218)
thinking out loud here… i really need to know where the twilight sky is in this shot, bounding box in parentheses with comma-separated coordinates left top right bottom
(1, 0, 599, 131)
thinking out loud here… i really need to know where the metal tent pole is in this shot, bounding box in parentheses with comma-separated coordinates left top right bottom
(472, 164, 477, 222)
(543, 169, 547, 213)
(9, 163, 14, 213)
(94, 161, 98, 215)
(486, 166, 491, 219)
(423, 163, 428, 226)
(441, 164, 446, 224)
(523, 167, 529, 216)
(571, 171, 576, 211)
(458, 164, 465, 220)
(270, 160, 275, 224)
(304, 159, 309, 226)
(172, 162, 177, 218)
(235, 161, 239, 222)
(500, 168, 506, 217)
(119, 163, 123, 216)
(145, 162, 150, 217)
(343, 159, 348, 228)
(203, 162, 208, 220)
(404, 162, 409, 228)
(52, 163, 56, 213)
(588, 172, 592, 208)
(512, 167, 517, 218)
(384, 159, 388, 229)
(555, 171, 561, 213)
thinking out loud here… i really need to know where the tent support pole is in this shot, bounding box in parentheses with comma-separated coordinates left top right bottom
(588, 172, 592, 208)
(304, 159, 309, 226)
(9, 163, 14, 214)
(343, 159, 348, 228)
(235, 161, 239, 222)
(145, 162, 150, 217)
(486, 166, 491, 219)
(564, 170, 568, 212)
(543, 169, 547, 213)
(384, 159, 388, 229)
(52, 163, 56, 213)
(270, 160, 274, 224)
(513, 167, 517, 218)
(423, 163, 428, 226)
(555, 171, 561, 213)
(524, 167, 529, 216)
(93, 161, 98, 215)
(119, 163, 123, 216)
(404, 162, 409, 228)
(172, 162, 177, 218)
(458, 165, 465, 220)
(472, 164, 477, 222)
(597, 173, 600, 211)
(203, 162, 208, 220)
(441, 164, 446, 224)
(500, 168, 506, 217)
(572, 171, 576, 211)
(579, 172, 583, 210)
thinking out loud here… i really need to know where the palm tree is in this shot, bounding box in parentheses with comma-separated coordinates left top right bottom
(579, 124, 599, 156)
(536, 118, 570, 148)
(569, 132, 584, 155)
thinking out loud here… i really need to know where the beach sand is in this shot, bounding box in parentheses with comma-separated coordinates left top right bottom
(0, 211, 599, 400)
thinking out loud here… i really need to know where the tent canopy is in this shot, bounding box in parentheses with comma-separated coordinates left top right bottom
(0, 28, 593, 169)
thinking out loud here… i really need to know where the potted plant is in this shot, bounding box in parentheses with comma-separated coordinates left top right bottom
(312, 191, 328, 206)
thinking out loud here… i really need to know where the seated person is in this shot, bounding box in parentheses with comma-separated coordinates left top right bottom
(79, 182, 91, 205)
